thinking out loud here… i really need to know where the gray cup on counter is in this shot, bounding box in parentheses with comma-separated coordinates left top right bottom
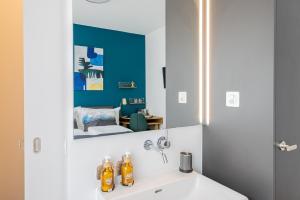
(179, 152, 193, 173)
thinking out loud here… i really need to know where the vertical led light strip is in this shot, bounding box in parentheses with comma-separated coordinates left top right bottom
(205, 0, 210, 125)
(199, 0, 203, 124)
(199, 0, 210, 125)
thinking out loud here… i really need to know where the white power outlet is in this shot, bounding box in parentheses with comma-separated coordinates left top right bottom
(226, 91, 240, 107)
(178, 92, 187, 104)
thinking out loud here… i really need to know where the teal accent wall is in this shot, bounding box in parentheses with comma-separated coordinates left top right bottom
(74, 24, 146, 115)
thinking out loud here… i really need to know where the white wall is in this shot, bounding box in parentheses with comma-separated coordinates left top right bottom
(67, 126, 202, 200)
(146, 27, 166, 128)
(24, 2, 202, 200)
(67, 24, 202, 200)
(24, 0, 72, 200)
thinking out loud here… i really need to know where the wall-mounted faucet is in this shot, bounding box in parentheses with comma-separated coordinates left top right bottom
(144, 136, 171, 164)
(157, 136, 171, 150)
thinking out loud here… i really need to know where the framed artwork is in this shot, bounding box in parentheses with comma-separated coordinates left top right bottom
(74, 45, 104, 91)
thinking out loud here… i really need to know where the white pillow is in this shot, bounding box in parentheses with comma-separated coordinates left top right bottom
(74, 107, 82, 129)
(74, 107, 84, 130)
(114, 107, 121, 125)
(75, 107, 119, 131)
(81, 107, 121, 124)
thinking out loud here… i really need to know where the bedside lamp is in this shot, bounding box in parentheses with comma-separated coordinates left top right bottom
(121, 98, 127, 106)
(120, 98, 127, 116)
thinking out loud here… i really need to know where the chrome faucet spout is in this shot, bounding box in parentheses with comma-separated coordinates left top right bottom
(144, 138, 170, 164)
(160, 151, 168, 164)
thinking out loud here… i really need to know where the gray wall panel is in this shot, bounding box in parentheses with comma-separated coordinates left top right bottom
(275, 0, 300, 199)
(166, 0, 199, 128)
(203, 0, 275, 199)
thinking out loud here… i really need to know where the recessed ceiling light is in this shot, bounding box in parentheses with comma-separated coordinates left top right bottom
(86, 0, 111, 4)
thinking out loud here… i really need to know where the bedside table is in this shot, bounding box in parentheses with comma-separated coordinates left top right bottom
(120, 116, 163, 130)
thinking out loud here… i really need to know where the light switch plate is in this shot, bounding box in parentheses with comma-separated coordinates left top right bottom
(226, 91, 240, 107)
(178, 92, 187, 104)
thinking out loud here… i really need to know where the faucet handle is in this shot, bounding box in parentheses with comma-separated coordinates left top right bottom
(144, 140, 154, 150)
(157, 136, 171, 150)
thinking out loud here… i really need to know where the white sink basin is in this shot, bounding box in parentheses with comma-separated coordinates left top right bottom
(96, 171, 248, 200)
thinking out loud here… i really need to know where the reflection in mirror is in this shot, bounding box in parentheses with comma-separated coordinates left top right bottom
(73, 0, 166, 139)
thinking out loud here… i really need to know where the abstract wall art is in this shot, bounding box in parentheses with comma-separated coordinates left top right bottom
(74, 45, 104, 91)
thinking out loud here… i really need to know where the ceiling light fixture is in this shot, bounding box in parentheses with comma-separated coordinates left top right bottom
(86, 0, 111, 4)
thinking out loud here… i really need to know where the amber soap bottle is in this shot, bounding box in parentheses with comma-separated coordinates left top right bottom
(101, 156, 115, 192)
(121, 152, 134, 186)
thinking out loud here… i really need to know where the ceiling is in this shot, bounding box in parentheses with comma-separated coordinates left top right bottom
(73, 0, 165, 35)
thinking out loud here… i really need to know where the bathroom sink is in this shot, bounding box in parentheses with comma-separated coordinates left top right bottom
(96, 170, 248, 200)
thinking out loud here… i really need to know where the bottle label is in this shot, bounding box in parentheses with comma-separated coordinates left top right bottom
(105, 178, 112, 185)
(125, 173, 133, 180)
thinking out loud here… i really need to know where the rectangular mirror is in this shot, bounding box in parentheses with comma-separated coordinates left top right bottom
(73, 0, 166, 139)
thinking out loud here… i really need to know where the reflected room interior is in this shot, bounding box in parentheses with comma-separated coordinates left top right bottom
(73, 0, 166, 139)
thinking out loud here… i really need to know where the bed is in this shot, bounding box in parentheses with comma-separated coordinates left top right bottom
(74, 125, 133, 139)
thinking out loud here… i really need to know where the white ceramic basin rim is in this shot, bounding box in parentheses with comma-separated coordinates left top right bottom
(96, 171, 248, 200)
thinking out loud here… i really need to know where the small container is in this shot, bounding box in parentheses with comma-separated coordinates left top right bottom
(121, 152, 134, 186)
(179, 152, 193, 173)
(101, 156, 115, 192)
